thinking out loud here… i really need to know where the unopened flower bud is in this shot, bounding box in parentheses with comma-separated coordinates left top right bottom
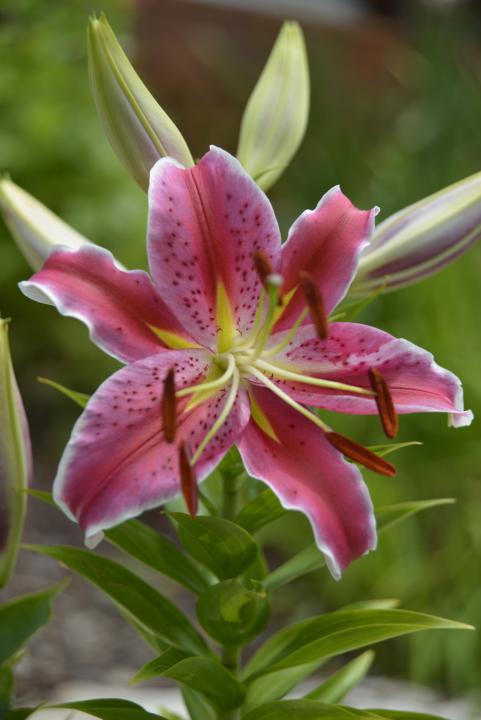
(352, 170, 481, 297)
(88, 14, 194, 191)
(0, 178, 90, 271)
(0, 318, 32, 587)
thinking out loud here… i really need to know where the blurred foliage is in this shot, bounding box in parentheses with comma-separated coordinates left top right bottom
(1, 0, 481, 699)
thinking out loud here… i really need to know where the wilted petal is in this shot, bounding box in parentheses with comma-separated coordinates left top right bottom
(147, 147, 281, 348)
(20, 245, 198, 364)
(88, 13, 193, 191)
(277, 187, 377, 330)
(0, 178, 91, 271)
(54, 350, 250, 541)
(237, 21, 309, 192)
(353, 170, 481, 296)
(267, 322, 473, 425)
(238, 387, 376, 579)
(0, 318, 32, 588)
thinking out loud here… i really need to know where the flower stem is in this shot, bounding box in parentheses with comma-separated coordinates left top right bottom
(218, 468, 241, 720)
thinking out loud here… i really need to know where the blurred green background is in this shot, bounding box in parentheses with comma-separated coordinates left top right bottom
(1, 0, 480, 700)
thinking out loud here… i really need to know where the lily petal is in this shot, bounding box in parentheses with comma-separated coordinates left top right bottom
(20, 244, 197, 364)
(147, 146, 282, 348)
(277, 187, 377, 329)
(54, 350, 250, 540)
(267, 322, 472, 424)
(237, 387, 376, 579)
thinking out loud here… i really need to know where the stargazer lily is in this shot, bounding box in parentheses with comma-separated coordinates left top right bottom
(20, 147, 473, 578)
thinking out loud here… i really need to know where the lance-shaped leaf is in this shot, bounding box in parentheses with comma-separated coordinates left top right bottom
(51, 698, 168, 719)
(237, 21, 309, 191)
(306, 650, 375, 703)
(352, 170, 481, 297)
(0, 179, 91, 271)
(0, 318, 32, 587)
(24, 544, 209, 656)
(0, 584, 64, 665)
(242, 608, 471, 679)
(88, 14, 194, 191)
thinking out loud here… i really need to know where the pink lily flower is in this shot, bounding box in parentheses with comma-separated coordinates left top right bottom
(20, 147, 472, 578)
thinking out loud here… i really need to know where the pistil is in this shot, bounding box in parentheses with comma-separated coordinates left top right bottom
(191, 368, 241, 464)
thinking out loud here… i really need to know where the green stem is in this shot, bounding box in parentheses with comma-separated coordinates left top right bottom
(218, 469, 242, 720)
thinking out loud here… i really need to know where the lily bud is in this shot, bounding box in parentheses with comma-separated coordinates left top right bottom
(0, 178, 91, 271)
(0, 318, 32, 588)
(352, 170, 481, 297)
(87, 14, 194, 191)
(237, 21, 309, 192)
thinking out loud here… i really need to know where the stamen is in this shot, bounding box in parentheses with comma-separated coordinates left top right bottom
(299, 271, 328, 340)
(191, 368, 240, 465)
(254, 359, 375, 397)
(326, 432, 396, 477)
(246, 365, 330, 432)
(263, 307, 309, 357)
(177, 354, 236, 398)
(179, 441, 198, 516)
(253, 250, 274, 288)
(162, 367, 177, 443)
(368, 367, 399, 439)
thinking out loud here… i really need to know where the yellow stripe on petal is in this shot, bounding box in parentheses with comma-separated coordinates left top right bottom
(216, 282, 236, 353)
(147, 325, 201, 350)
(249, 393, 279, 443)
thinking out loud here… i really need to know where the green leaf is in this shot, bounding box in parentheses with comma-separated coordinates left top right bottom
(0, 584, 64, 665)
(367, 441, 422, 458)
(24, 544, 208, 657)
(37, 376, 90, 408)
(306, 650, 375, 703)
(181, 687, 215, 720)
(105, 519, 208, 594)
(197, 579, 269, 647)
(235, 489, 286, 534)
(263, 498, 454, 590)
(0, 665, 13, 716)
(52, 698, 168, 719)
(164, 657, 245, 711)
(263, 543, 324, 591)
(368, 713, 448, 720)
(242, 608, 472, 679)
(4, 709, 37, 719)
(131, 647, 190, 684)
(134, 651, 245, 711)
(342, 600, 400, 611)
(173, 514, 258, 579)
(243, 699, 381, 719)
(377, 499, 455, 534)
(243, 660, 325, 713)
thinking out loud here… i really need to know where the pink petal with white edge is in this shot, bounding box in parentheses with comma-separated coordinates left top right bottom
(147, 146, 281, 348)
(277, 187, 377, 329)
(266, 322, 473, 424)
(20, 244, 196, 364)
(54, 349, 250, 541)
(238, 388, 376, 579)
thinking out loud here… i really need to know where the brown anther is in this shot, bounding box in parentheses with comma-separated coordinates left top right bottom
(368, 367, 399, 439)
(162, 367, 177, 443)
(327, 431, 396, 477)
(179, 441, 198, 517)
(253, 250, 274, 288)
(298, 271, 328, 339)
